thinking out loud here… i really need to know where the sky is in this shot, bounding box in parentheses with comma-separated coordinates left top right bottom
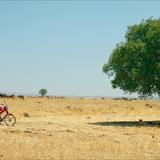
(0, 1, 160, 97)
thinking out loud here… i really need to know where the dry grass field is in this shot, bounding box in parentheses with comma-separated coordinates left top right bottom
(0, 97, 160, 160)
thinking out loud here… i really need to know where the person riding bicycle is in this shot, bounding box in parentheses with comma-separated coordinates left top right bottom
(0, 103, 5, 122)
(0, 103, 5, 109)
(0, 101, 16, 126)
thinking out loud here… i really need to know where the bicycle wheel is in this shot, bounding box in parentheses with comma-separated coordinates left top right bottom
(4, 113, 16, 126)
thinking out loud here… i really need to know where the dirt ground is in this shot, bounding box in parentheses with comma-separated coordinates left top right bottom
(0, 97, 160, 160)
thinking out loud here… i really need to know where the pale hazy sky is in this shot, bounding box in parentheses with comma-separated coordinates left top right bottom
(0, 1, 159, 96)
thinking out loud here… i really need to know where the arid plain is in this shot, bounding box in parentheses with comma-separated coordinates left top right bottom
(0, 97, 160, 160)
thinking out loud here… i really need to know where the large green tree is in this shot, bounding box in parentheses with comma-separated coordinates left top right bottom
(103, 18, 160, 97)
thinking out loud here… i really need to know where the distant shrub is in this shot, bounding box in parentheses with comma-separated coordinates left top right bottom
(18, 95, 25, 99)
(0, 93, 15, 98)
(24, 112, 30, 117)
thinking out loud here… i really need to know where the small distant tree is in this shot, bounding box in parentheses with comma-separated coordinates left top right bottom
(39, 89, 48, 96)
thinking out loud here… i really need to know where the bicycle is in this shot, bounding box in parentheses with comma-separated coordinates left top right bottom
(0, 101, 16, 126)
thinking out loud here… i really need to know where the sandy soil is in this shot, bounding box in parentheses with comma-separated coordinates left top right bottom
(0, 97, 160, 160)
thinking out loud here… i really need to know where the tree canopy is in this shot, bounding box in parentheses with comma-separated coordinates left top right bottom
(103, 18, 160, 97)
(39, 89, 48, 96)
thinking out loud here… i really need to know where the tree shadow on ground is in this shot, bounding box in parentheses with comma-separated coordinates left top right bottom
(88, 121, 160, 127)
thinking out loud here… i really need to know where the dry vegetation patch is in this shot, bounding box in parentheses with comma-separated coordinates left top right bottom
(0, 97, 159, 159)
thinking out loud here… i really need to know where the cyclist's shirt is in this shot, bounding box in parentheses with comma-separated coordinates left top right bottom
(0, 106, 5, 112)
